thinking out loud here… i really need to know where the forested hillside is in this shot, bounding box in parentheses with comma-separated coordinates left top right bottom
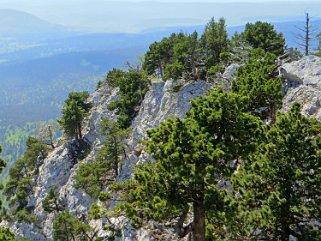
(0, 9, 317, 174)
(1, 15, 321, 241)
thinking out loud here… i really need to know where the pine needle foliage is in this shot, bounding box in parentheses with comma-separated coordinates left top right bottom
(110, 88, 262, 240)
(58, 91, 92, 140)
(106, 69, 149, 128)
(232, 103, 321, 240)
(232, 48, 282, 122)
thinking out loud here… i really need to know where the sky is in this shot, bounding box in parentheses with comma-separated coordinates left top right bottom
(1, 0, 321, 32)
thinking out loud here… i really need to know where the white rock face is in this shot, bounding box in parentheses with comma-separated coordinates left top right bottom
(7, 55, 321, 240)
(282, 56, 321, 120)
(282, 55, 321, 86)
(7, 80, 210, 240)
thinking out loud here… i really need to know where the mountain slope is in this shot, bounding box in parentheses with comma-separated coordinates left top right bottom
(4, 55, 321, 239)
(2, 79, 210, 240)
(0, 9, 68, 37)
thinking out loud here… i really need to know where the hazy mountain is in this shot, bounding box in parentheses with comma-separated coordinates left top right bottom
(0, 9, 70, 37)
(0, 8, 320, 171)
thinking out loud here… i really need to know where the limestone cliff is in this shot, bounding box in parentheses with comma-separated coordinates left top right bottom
(282, 55, 321, 119)
(5, 55, 321, 240)
(5, 79, 210, 240)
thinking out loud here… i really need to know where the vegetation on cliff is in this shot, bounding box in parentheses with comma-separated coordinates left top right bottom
(4, 16, 321, 241)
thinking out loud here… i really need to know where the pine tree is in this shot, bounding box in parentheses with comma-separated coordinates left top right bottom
(42, 189, 64, 213)
(106, 69, 149, 128)
(111, 89, 262, 240)
(143, 33, 187, 79)
(74, 118, 128, 197)
(53, 211, 96, 241)
(241, 21, 285, 56)
(0, 145, 7, 208)
(0, 227, 15, 241)
(4, 137, 48, 211)
(97, 118, 128, 177)
(200, 17, 229, 70)
(58, 91, 92, 140)
(232, 103, 321, 240)
(164, 32, 199, 80)
(232, 48, 282, 121)
(0, 145, 6, 175)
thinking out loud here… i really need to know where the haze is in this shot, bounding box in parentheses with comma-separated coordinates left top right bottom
(1, 0, 320, 32)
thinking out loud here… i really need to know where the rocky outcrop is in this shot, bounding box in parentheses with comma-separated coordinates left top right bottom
(6, 80, 210, 240)
(7, 55, 321, 240)
(282, 56, 321, 120)
(282, 55, 321, 86)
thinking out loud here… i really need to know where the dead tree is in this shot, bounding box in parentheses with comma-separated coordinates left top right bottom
(36, 123, 58, 149)
(295, 13, 317, 56)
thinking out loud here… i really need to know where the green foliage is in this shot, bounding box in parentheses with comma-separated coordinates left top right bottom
(232, 48, 282, 121)
(164, 31, 199, 80)
(219, 51, 231, 64)
(241, 21, 285, 55)
(0, 227, 15, 241)
(53, 211, 95, 241)
(88, 202, 121, 241)
(96, 80, 103, 90)
(200, 17, 229, 69)
(232, 103, 321, 240)
(4, 137, 48, 212)
(74, 118, 128, 197)
(206, 64, 224, 80)
(97, 118, 129, 176)
(111, 88, 262, 239)
(88, 202, 104, 220)
(0, 145, 7, 208)
(163, 60, 185, 80)
(169, 83, 184, 93)
(0, 145, 6, 175)
(58, 91, 92, 140)
(73, 161, 107, 198)
(106, 69, 149, 128)
(143, 18, 229, 81)
(42, 189, 64, 213)
(16, 208, 38, 224)
(143, 33, 187, 79)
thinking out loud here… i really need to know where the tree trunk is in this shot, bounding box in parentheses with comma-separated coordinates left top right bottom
(279, 181, 292, 241)
(78, 123, 82, 139)
(63, 220, 70, 241)
(193, 200, 205, 241)
(280, 225, 291, 241)
(305, 13, 310, 56)
(158, 58, 163, 79)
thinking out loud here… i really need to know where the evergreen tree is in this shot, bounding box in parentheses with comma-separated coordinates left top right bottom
(232, 48, 282, 121)
(58, 91, 92, 140)
(42, 189, 64, 213)
(200, 17, 229, 71)
(164, 32, 200, 80)
(241, 21, 285, 55)
(0, 145, 6, 208)
(97, 118, 128, 177)
(4, 137, 48, 211)
(0, 227, 15, 241)
(111, 89, 262, 240)
(232, 103, 321, 240)
(106, 69, 149, 128)
(0, 145, 6, 174)
(143, 33, 187, 79)
(143, 17, 230, 81)
(53, 211, 96, 241)
(74, 118, 128, 197)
